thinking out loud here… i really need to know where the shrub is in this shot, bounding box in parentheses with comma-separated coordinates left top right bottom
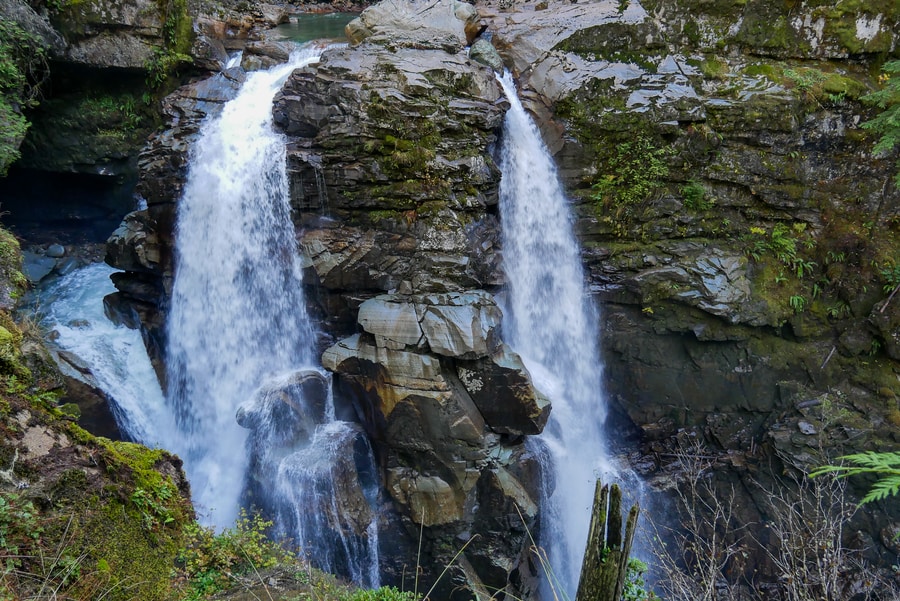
(177, 511, 292, 599)
(681, 179, 712, 211)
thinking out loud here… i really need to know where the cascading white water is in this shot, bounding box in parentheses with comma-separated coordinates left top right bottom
(166, 41, 379, 584)
(166, 46, 320, 526)
(36, 263, 171, 446)
(496, 71, 610, 596)
(29, 40, 378, 585)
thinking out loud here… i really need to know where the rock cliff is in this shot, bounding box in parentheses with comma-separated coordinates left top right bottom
(102, 0, 900, 594)
(483, 0, 900, 582)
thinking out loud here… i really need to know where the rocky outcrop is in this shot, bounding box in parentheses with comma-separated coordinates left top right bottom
(263, 8, 560, 590)
(483, 0, 900, 583)
(105, 1, 542, 594)
(323, 291, 548, 597)
(99, 0, 898, 592)
(272, 17, 507, 331)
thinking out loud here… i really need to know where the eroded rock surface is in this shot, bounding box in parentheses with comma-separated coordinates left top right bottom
(323, 291, 548, 597)
(482, 0, 900, 584)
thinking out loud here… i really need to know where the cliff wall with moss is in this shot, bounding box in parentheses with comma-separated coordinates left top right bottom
(484, 0, 900, 581)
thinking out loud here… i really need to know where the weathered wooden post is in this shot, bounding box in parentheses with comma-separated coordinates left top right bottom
(575, 480, 640, 601)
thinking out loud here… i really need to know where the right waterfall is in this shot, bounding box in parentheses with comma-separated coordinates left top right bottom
(495, 71, 611, 596)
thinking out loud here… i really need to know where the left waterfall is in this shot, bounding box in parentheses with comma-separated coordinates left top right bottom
(38, 43, 381, 586)
(165, 45, 320, 527)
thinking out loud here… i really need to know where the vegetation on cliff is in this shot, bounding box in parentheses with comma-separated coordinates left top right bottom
(0, 16, 47, 175)
(863, 60, 900, 186)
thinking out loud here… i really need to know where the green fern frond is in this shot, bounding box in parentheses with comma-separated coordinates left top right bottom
(812, 451, 900, 505)
(860, 478, 900, 504)
(839, 451, 900, 470)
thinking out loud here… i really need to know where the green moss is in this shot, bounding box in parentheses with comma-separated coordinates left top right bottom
(701, 57, 729, 79)
(735, 13, 801, 52)
(813, 0, 899, 54)
(742, 63, 781, 82)
(144, 0, 194, 88)
(823, 73, 867, 99)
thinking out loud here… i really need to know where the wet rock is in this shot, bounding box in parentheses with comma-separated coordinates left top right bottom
(323, 287, 544, 594)
(345, 0, 480, 50)
(418, 292, 502, 359)
(469, 38, 503, 72)
(21, 251, 57, 284)
(46, 244, 66, 259)
(236, 369, 330, 446)
(105, 210, 161, 274)
(358, 297, 424, 349)
(387, 470, 462, 526)
(356, 291, 503, 358)
(241, 40, 295, 71)
(277, 38, 507, 319)
(457, 344, 551, 436)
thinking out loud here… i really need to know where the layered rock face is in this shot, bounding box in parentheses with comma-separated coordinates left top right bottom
(483, 0, 900, 579)
(104, 0, 899, 592)
(271, 2, 552, 594)
(323, 292, 548, 595)
(110, 0, 552, 595)
(272, 7, 509, 324)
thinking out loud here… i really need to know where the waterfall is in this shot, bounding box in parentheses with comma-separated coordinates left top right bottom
(496, 71, 610, 596)
(165, 42, 379, 583)
(36, 263, 171, 446)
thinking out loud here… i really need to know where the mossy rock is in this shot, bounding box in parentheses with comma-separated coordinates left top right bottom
(0, 228, 26, 307)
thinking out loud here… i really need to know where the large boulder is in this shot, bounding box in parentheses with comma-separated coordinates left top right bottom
(345, 0, 482, 49)
(322, 289, 549, 597)
(457, 344, 551, 436)
(357, 291, 502, 358)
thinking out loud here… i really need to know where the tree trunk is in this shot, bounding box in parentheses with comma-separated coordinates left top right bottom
(575, 480, 640, 601)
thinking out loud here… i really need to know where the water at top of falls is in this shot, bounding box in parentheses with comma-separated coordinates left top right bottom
(225, 51, 243, 69)
(36, 263, 172, 446)
(166, 44, 323, 528)
(495, 71, 611, 596)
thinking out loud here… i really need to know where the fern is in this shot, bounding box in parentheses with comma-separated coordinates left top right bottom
(811, 451, 900, 504)
(861, 60, 900, 186)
